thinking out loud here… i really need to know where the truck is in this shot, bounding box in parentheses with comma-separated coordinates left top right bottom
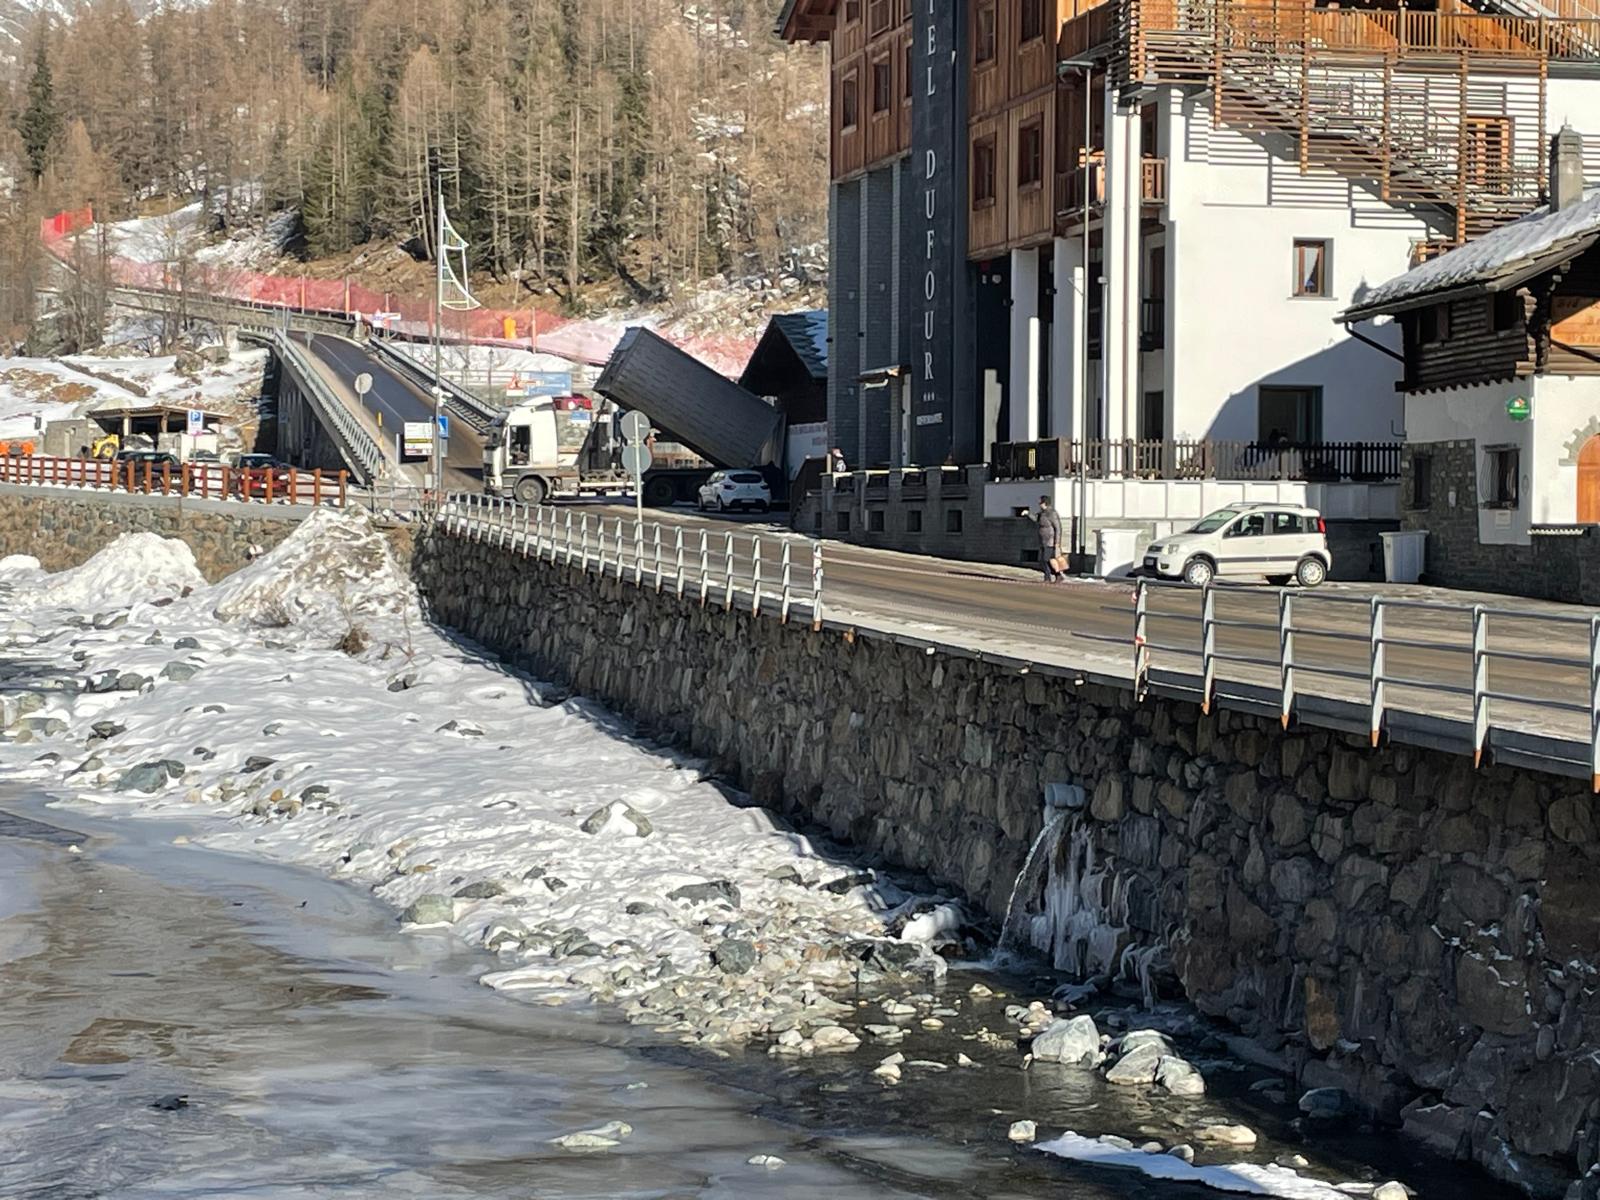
(483, 327, 790, 507)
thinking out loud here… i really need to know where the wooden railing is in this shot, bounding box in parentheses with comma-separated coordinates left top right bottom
(0, 455, 349, 506)
(1057, 154, 1168, 214)
(992, 439, 1402, 483)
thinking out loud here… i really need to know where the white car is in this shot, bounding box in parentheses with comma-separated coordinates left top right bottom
(697, 470, 772, 513)
(1141, 503, 1331, 588)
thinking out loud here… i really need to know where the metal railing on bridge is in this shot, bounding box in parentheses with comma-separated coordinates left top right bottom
(247, 329, 387, 483)
(1124, 577, 1600, 789)
(433, 493, 824, 628)
(0, 454, 349, 507)
(369, 340, 503, 435)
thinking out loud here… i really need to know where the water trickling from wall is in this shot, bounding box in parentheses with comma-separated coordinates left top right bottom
(998, 811, 1067, 951)
(998, 811, 1164, 1008)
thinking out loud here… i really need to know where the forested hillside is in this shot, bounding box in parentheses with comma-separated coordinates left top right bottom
(0, 0, 828, 330)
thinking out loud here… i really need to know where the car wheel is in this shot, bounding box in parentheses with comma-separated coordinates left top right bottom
(1267, 574, 1292, 588)
(1182, 557, 1215, 588)
(1296, 556, 1328, 588)
(514, 476, 546, 506)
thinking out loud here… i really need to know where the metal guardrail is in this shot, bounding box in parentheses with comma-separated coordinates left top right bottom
(1128, 577, 1600, 790)
(433, 493, 824, 628)
(246, 330, 387, 485)
(370, 340, 501, 435)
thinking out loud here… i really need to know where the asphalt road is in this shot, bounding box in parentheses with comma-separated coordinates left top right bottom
(570, 502, 1595, 744)
(294, 334, 485, 489)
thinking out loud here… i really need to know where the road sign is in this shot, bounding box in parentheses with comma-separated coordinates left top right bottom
(353, 373, 373, 397)
(528, 371, 572, 398)
(373, 311, 402, 326)
(621, 444, 655, 476)
(185, 409, 204, 436)
(1506, 395, 1531, 422)
(402, 421, 434, 458)
(620, 411, 652, 442)
(437, 414, 450, 440)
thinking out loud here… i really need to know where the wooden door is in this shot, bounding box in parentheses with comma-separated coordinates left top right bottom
(1579, 435, 1600, 523)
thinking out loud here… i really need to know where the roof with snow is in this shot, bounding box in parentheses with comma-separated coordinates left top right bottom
(1342, 188, 1600, 322)
(770, 310, 829, 380)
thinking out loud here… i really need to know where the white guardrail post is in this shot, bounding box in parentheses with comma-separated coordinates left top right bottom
(812, 540, 824, 630)
(781, 540, 793, 624)
(675, 528, 686, 598)
(699, 532, 710, 605)
(723, 533, 735, 611)
(1278, 590, 1295, 729)
(1132, 578, 1150, 696)
(1369, 598, 1387, 748)
(1472, 606, 1489, 767)
(580, 513, 591, 572)
(1590, 616, 1600, 792)
(752, 537, 763, 617)
(564, 509, 575, 565)
(1200, 585, 1217, 715)
(652, 524, 663, 592)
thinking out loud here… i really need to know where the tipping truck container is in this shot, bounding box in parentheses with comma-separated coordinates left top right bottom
(484, 326, 789, 507)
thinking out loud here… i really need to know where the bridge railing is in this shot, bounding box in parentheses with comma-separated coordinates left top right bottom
(432, 492, 824, 628)
(247, 330, 387, 483)
(370, 340, 503, 435)
(1126, 576, 1600, 789)
(0, 455, 349, 507)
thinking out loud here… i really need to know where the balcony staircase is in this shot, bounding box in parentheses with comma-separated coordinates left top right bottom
(1112, 0, 1600, 243)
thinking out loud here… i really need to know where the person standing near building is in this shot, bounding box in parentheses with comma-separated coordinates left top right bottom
(1027, 495, 1064, 582)
(828, 447, 847, 475)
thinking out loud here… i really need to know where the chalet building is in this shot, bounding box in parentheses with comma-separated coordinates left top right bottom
(780, 0, 1600, 569)
(1341, 127, 1600, 601)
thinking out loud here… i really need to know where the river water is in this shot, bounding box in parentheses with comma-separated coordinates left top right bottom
(0, 792, 1513, 1200)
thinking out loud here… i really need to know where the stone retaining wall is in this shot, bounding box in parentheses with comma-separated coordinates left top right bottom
(0, 486, 305, 582)
(415, 522, 1600, 1197)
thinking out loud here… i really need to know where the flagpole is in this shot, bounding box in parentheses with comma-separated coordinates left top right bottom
(433, 182, 445, 494)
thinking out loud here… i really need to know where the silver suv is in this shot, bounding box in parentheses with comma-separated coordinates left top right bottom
(1142, 503, 1331, 588)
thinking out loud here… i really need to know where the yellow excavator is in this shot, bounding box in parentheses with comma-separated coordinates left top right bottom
(89, 433, 119, 459)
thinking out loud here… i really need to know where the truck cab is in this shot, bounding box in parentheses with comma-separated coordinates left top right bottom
(483, 401, 577, 506)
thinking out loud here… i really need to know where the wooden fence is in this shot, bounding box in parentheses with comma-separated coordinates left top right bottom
(0, 455, 349, 507)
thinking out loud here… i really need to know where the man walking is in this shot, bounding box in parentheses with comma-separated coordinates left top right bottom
(1028, 495, 1064, 582)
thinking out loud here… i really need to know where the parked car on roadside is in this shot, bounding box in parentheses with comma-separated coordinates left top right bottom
(1141, 503, 1331, 588)
(696, 469, 772, 514)
(114, 448, 182, 472)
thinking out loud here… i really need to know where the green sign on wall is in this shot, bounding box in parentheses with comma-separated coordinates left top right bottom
(1506, 395, 1531, 422)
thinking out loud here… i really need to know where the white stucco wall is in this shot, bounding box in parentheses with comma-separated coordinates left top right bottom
(984, 478, 1397, 523)
(1162, 89, 1447, 447)
(1405, 379, 1534, 545)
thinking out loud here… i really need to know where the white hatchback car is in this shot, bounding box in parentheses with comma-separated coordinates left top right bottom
(697, 469, 772, 513)
(1141, 503, 1331, 588)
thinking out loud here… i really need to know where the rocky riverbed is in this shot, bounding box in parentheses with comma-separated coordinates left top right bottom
(0, 513, 1527, 1199)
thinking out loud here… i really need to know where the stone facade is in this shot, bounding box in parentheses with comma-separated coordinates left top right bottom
(416, 523, 1600, 1196)
(1403, 440, 1600, 602)
(0, 487, 306, 581)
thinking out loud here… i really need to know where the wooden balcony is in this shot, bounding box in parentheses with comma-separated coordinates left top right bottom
(1055, 154, 1167, 217)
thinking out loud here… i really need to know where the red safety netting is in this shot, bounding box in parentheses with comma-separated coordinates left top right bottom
(42, 213, 757, 378)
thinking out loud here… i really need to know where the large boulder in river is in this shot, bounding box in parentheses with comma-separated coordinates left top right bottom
(1030, 1015, 1102, 1067)
(117, 760, 185, 793)
(401, 895, 455, 925)
(579, 801, 652, 837)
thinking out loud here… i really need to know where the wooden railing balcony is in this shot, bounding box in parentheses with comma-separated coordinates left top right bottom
(992, 438, 1403, 483)
(1058, 0, 1600, 73)
(1056, 154, 1168, 216)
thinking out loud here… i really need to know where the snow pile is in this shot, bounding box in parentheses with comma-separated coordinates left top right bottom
(13, 533, 204, 611)
(202, 509, 412, 642)
(0, 514, 954, 1047)
(0, 554, 40, 575)
(1036, 1133, 1352, 1199)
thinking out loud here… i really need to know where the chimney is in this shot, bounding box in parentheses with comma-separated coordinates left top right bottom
(1550, 124, 1585, 212)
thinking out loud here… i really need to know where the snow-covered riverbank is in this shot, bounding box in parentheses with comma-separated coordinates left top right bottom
(0, 513, 961, 1051)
